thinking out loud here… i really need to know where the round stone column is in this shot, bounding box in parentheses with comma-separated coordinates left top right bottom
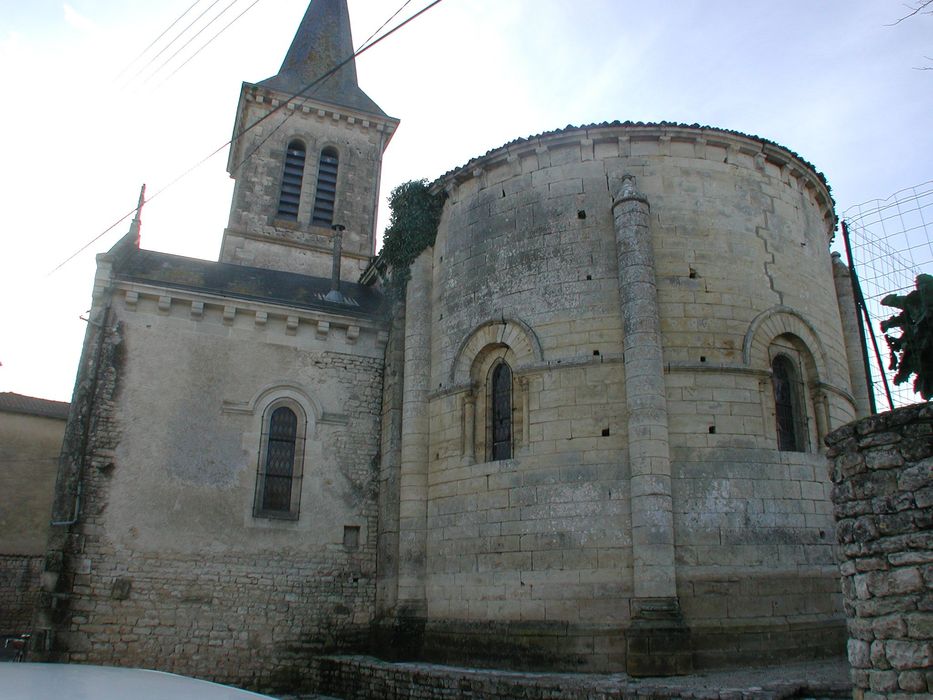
(612, 174, 690, 675)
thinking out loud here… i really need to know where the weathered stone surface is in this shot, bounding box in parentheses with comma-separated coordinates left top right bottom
(870, 639, 890, 669)
(897, 670, 926, 692)
(849, 638, 871, 668)
(884, 639, 932, 671)
(868, 669, 899, 692)
(829, 403, 933, 699)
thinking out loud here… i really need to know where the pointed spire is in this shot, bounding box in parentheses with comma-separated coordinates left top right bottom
(259, 0, 387, 117)
(128, 184, 146, 245)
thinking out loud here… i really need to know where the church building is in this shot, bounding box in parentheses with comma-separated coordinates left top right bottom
(36, 0, 871, 692)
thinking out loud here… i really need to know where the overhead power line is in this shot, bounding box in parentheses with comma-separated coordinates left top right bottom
(128, 0, 226, 85)
(50, 0, 448, 275)
(232, 0, 435, 175)
(144, 0, 247, 85)
(160, 0, 265, 84)
(115, 0, 204, 83)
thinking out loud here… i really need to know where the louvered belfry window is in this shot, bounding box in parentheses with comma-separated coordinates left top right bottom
(276, 140, 306, 220)
(256, 406, 302, 517)
(491, 362, 513, 461)
(312, 147, 339, 227)
(772, 355, 801, 452)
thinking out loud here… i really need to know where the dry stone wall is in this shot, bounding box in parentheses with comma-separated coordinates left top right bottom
(826, 402, 933, 699)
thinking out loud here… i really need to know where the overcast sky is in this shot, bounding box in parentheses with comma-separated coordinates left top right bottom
(1, 0, 931, 401)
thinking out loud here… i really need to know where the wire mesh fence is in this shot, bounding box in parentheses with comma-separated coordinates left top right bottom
(841, 180, 933, 410)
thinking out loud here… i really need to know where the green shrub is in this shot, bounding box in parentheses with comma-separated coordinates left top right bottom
(880, 273, 933, 400)
(378, 180, 445, 300)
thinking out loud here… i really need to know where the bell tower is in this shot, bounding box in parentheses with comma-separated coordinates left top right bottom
(220, 0, 398, 280)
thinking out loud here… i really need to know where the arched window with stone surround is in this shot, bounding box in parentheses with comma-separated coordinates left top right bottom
(276, 139, 306, 220)
(311, 147, 339, 227)
(745, 308, 837, 453)
(254, 401, 306, 519)
(490, 361, 513, 461)
(452, 318, 542, 463)
(772, 354, 804, 452)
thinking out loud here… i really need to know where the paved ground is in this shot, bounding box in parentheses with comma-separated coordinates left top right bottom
(278, 656, 852, 699)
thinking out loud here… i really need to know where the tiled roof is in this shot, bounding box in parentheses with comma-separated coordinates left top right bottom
(114, 248, 385, 319)
(0, 392, 70, 420)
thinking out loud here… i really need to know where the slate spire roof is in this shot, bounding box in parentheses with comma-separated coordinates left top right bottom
(258, 0, 387, 117)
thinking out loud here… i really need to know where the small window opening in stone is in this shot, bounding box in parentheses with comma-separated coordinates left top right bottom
(263, 410, 296, 508)
(601, 428, 610, 437)
(593, 349, 600, 356)
(491, 361, 513, 461)
(501, 189, 506, 198)
(708, 425, 716, 434)
(343, 525, 360, 549)
(255, 405, 302, 518)
(689, 268, 697, 279)
(586, 274, 592, 280)
(700, 356, 706, 362)
(277, 140, 306, 220)
(577, 210, 586, 219)
(312, 147, 339, 227)
(772, 354, 803, 451)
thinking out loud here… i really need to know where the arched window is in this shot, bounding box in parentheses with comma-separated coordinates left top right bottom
(490, 361, 512, 460)
(254, 404, 305, 518)
(276, 140, 306, 220)
(311, 147, 339, 227)
(772, 355, 803, 452)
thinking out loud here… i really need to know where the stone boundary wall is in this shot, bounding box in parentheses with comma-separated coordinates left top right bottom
(0, 554, 42, 634)
(825, 402, 933, 699)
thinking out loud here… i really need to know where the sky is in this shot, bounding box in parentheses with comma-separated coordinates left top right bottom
(1, 0, 931, 402)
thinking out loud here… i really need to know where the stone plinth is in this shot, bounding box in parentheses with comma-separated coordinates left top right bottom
(825, 402, 933, 699)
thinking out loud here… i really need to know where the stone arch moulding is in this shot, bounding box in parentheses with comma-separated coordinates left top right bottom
(222, 381, 323, 424)
(743, 306, 830, 382)
(449, 317, 544, 385)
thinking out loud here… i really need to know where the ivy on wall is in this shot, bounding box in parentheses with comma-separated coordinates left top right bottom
(378, 179, 445, 300)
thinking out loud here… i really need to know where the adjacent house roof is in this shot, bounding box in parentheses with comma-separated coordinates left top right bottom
(0, 392, 70, 420)
(113, 248, 385, 319)
(257, 0, 387, 117)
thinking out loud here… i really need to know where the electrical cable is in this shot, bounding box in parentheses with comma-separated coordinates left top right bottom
(160, 0, 265, 84)
(144, 0, 247, 85)
(232, 0, 438, 176)
(128, 0, 225, 84)
(50, 0, 448, 274)
(115, 0, 205, 83)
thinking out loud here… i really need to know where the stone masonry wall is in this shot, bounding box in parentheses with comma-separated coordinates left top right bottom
(43, 286, 386, 694)
(221, 85, 395, 280)
(826, 402, 933, 699)
(407, 124, 851, 670)
(0, 555, 43, 635)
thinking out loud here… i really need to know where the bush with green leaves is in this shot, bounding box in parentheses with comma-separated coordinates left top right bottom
(880, 273, 933, 400)
(378, 179, 445, 300)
